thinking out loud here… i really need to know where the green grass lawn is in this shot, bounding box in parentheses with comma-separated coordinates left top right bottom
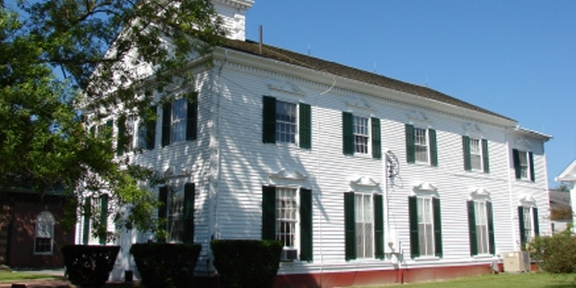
(0, 270, 63, 282)
(353, 273, 576, 288)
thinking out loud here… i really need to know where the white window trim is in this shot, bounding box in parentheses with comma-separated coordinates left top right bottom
(171, 98, 188, 144)
(34, 211, 55, 255)
(275, 186, 301, 261)
(275, 100, 299, 146)
(469, 137, 483, 172)
(517, 150, 532, 180)
(413, 126, 430, 165)
(354, 192, 375, 259)
(352, 115, 371, 155)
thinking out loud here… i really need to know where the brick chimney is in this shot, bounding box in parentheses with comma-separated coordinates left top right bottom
(212, 0, 254, 41)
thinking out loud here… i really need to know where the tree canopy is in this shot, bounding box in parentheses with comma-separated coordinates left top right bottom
(0, 0, 226, 237)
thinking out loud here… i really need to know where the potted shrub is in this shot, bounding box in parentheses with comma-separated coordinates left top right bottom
(61, 244, 120, 288)
(130, 242, 202, 288)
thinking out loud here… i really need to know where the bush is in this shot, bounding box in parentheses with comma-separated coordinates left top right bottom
(528, 230, 576, 273)
(130, 242, 201, 288)
(61, 245, 120, 288)
(211, 239, 282, 288)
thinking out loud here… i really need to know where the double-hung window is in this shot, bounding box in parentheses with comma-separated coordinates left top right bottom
(262, 96, 311, 149)
(405, 124, 437, 166)
(409, 196, 442, 258)
(162, 94, 197, 147)
(262, 186, 313, 261)
(518, 206, 539, 246)
(158, 184, 195, 243)
(34, 211, 54, 254)
(513, 149, 535, 181)
(344, 192, 384, 260)
(467, 201, 495, 256)
(463, 136, 489, 173)
(342, 112, 382, 159)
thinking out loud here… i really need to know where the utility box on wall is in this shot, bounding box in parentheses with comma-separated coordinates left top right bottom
(503, 251, 530, 273)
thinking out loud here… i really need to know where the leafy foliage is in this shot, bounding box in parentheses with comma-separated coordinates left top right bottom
(130, 243, 201, 288)
(0, 0, 225, 237)
(211, 240, 283, 288)
(528, 229, 576, 274)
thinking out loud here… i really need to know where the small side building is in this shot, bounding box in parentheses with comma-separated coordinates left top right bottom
(0, 188, 75, 269)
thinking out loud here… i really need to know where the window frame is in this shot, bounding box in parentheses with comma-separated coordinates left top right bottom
(275, 100, 298, 145)
(467, 199, 495, 256)
(262, 185, 313, 262)
(518, 206, 539, 246)
(513, 149, 535, 181)
(353, 116, 370, 155)
(406, 124, 437, 166)
(414, 127, 429, 164)
(34, 211, 55, 255)
(409, 195, 442, 259)
(161, 94, 198, 147)
(275, 187, 300, 259)
(158, 184, 195, 244)
(262, 96, 312, 149)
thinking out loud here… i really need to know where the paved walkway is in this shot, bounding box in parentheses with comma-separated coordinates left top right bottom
(0, 279, 139, 288)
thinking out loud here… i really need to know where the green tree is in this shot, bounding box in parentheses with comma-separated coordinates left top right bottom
(0, 0, 225, 237)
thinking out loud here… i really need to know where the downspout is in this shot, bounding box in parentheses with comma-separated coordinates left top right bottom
(505, 128, 518, 251)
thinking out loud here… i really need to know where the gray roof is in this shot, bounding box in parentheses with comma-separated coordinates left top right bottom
(221, 38, 515, 122)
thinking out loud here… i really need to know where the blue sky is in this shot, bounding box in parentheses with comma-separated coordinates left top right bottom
(245, 1, 576, 188)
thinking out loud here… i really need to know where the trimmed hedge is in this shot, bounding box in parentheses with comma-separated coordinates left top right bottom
(61, 245, 120, 288)
(130, 243, 201, 288)
(211, 239, 282, 288)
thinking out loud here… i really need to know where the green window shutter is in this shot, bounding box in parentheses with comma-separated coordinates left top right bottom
(433, 197, 443, 257)
(146, 106, 157, 150)
(344, 192, 356, 261)
(342, 112, 354, 155)
(161, 102, 172, 147)
(429, 129, 438, 167)
(262, 186, 276, 240)
(533, 207, 539, 236)
(467, 201, 477, 256)
(82, 198, 91, 245)
(408, 196, 419, 258)
(262, 96, 276, 144)
(513, 149, 521, 179)
(405, 124, 415, 164)
(186, 94, 198, 141)
(371, 117, 382, 159)
(529, 152, 535, 182)
(299, 103, 312, 149)
(158, 186, 168, 233)
(482, 139, 490, 173)
(518, 206, 526, 245)
(300, 188, 313, 261)
(373, 194, 384, 259)
(105, 120, 113, 140)
(116, 115, 127, 156)
(462, 136, 471, 171)
(487, 202, 496, 255)
(183, 183, 195, 244)
(99, 194, 108, 245)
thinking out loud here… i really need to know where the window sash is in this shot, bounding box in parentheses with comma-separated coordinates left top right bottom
(469, 138, 482, 170)
(417, 198, 434, 256)
(275, 101, 297, 144)
(171, 98, 188, 143)
(474, 202, 489, 254)
(355, 194, 374, 258)
(523, 207, 533, 242)
(353, 116, 369, 154)
(275, 188, 298, 249)
(518, 151, 529, 179)
(414, 128, 428, 163)
(168, 190, 185, 243)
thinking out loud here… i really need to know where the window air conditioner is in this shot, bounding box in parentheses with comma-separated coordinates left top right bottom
(282, 248, 298, 261)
